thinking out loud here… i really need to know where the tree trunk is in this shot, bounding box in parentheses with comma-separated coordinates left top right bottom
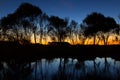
(105, 35, 109, 45)
(34, 32, 36, 44)
(40, 18, 43, 44)
(93, 35, 96, 45)
(103, 35, 109, 45)
(60, 35, 62, 42)
(40, 29, 43, 44)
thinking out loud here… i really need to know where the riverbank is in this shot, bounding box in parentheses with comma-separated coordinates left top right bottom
(0, 41, 120, 62)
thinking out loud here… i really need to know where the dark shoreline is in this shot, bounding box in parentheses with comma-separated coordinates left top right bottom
(0, 41, 120, 62)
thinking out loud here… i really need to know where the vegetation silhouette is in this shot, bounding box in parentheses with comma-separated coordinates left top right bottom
(48, 16, 68, 42)
(67, 20, 78, 44)
(0, 2, 120, 80)
(0, 3, 120, 45)
(39, 13, 49, 44)
(81, 12, 119, 45)
(0, 3, 120, 61)
(0, 3, 42, 43)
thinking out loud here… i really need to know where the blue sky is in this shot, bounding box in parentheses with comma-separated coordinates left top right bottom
(0, 0, 120, 24)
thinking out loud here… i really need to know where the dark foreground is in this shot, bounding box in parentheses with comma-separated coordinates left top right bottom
(0, 41, 120, 80)
(0, 41, 120, 62)
(0, 57, 119, 80)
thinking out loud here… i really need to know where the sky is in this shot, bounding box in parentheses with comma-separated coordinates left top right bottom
(0, 0, 120, 24)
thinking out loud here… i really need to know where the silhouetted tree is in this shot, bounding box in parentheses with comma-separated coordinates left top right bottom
(0, 21, 2, 40)
(21, 20, 32, 42)
(67, 20, 78, 44)
(82, 12, 118, 45)
(33, 26, 37, 44)
(48, 16, 68, 42)
(101, 17, 118, 44)
(1, 3, 42, 43)
(0, 13, 20, 41)
(39, 13, 49, 44)
(14, 3, 42, 19)
(14, 2, 42, 43)
(78, 24, 88, 44)
(112, 15, 120, 43)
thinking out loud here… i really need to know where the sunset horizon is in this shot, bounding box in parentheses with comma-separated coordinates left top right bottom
(0, 1, 120, 80)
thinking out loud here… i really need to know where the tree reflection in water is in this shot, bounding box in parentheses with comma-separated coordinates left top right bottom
(0, 57, 120, 80)
(0, 61, 33, 80)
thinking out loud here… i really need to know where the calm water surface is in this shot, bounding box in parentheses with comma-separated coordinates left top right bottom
(0, 57, 120, 80)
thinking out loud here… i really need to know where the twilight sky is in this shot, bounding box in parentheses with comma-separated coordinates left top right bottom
(0, 0, 120, 24)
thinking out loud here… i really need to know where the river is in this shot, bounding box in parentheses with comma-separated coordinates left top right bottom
(0, 57, 120, 80)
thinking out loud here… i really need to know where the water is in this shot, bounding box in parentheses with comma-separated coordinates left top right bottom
(0, 57, 120, 80)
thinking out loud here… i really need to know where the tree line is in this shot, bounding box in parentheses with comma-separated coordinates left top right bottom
(0, 2, 119, 45)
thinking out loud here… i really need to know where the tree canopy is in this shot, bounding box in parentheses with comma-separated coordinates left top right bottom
(48, 16, 68, 42)
(83, 12, 118, 37)
(0, 3, 120, 45)
(82, 12, 119, 44)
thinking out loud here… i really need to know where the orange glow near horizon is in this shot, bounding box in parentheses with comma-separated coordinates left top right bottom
(31, 34, 51, 45)
(30, 34, 120, 45)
